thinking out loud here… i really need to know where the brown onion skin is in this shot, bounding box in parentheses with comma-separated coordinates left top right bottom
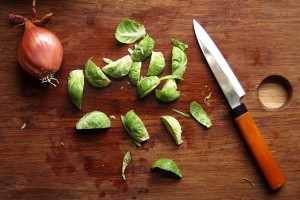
(18, 20, 63, 79)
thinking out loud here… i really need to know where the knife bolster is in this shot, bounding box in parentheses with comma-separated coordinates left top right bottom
(231, 103, 248, 118)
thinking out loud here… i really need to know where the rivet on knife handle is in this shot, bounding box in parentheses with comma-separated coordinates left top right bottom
(232, 104, 286, 190)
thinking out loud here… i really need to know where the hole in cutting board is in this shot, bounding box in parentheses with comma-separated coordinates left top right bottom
(258, 75, 292, 109)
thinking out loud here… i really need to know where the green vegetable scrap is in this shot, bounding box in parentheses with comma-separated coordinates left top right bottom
(122, 151, 132, 180)
(151, 158, 182, 178)
(68, 69, 84, 109)
(128, 62, 142, 86)
(155, 79, 180, 102)
(171, 39, 188, 52)
(190, 101, 212, 128)
(171, 46, 187, 78)
(147, 51, 165, 76)
(84, 58, 111, 88)
(76, 111, 111, 129)
(102, 55, 133, 78)
(115, 19, 146, 44)
(121, 110, 149, 146)
(172, 109, 190, 118)
(137, 76, 160, 98)
(204, 92, 212, 102)
(161, 116, 183, 145)
(102, 57, 113, 64)
(131, 34, 155, 62)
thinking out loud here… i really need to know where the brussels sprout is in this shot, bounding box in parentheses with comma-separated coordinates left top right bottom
(102, 55, 133, 78)
(137, 76, 160, 98)
(128, 62, 141, 86)
(121, 110, 149, 146)
(131, 34, 155, 62)
(151, 158, 182, 178)
(172, 46, 187, 78)
(161, 115, 183, 145)
(76, 111, 111, 129)
(68, 69, 84, 109)
(155, 79, 180, 102)
(115, 19, 146, 44)
(122, 151, 131, 180)
(147, 51, 165, 76)
(190, 101, 212, 128)
(84, 58, 111, 88)
(171, 39, 188, 52)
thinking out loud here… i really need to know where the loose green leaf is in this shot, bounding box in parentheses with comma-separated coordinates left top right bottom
(115, 19, 146, 44)
(204, 92, 212, 102)
(171, 39, 188, 51)
(128, 62, 142, 86)
(102, 55, 133, 78)
(122, 151, 131, 180)
(137, 76, 160, 98)
(151, 158, 182, 178)
(172, 109, 190, 118)
(147, 51, 165, 76)
(103, 57, 113, 64)
(171, 46, 187, 78)
(68, 70, 84, 109)
(121, 110, 149, 145)
(76, 111, 111, 129)
(85, 58, 111, 88)
(190, 101, 212, 128)
(156, 79, 180, 102)
(131, 34, 155, 62)
(161, 116, 183, 145)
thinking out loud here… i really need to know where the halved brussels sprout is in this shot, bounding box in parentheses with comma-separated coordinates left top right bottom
(131, 34, 155, 62)
(121, 110, 149, 146)
(155, 79, 180, 102)
(68, 69, 84, 109)
(147, 51, 165, 76)
(128, 62, 142, 86)
(102, 55, 133, 78)
(85, 58, 111, 88)
(161, 115, 183, 145)
(151, 158, 182, 178)
(122, 151, 131, 180)
(76, 111, 111, 129)
(171, 46, 187, 78)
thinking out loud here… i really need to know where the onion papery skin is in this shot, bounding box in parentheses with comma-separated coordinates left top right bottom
(18, 20, 63, 79)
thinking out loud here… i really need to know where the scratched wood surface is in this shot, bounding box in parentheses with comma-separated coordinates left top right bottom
(0, 0, 299, 199)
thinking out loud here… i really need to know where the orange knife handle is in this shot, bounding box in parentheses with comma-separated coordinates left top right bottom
(232, 104, 285, 190)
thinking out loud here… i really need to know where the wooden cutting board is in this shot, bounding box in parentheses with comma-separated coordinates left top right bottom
(0, 0, 299, 199)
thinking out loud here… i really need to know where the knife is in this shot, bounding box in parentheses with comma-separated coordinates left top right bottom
(193, 19, 285, 191)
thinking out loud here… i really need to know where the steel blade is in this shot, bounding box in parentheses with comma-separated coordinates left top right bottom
(193, 19, 245, 109)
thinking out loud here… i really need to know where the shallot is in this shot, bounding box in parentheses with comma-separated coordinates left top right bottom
(9, 0, 63, 86)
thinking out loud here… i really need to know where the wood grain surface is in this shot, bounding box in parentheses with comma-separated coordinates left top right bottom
(0, 0, 299, 199)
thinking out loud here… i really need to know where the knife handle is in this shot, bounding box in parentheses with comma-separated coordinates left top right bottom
(232, 103, 285, 191)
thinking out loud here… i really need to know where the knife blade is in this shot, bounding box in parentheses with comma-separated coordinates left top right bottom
(193, 19, 285, 191)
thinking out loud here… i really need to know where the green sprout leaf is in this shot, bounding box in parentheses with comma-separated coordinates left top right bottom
(122, 151, 132, 180)
(151, 158, 182, 178)
(85, 58, 111, 88)
(172, 109, 190, 118)
(76, 111, 111, 129)
(68, 69, 84, 109)
(171, 39, 188, 52)
(161, 116, 183, 145)
(190, 101, 212, 128)
(115, 19, 146, 44)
